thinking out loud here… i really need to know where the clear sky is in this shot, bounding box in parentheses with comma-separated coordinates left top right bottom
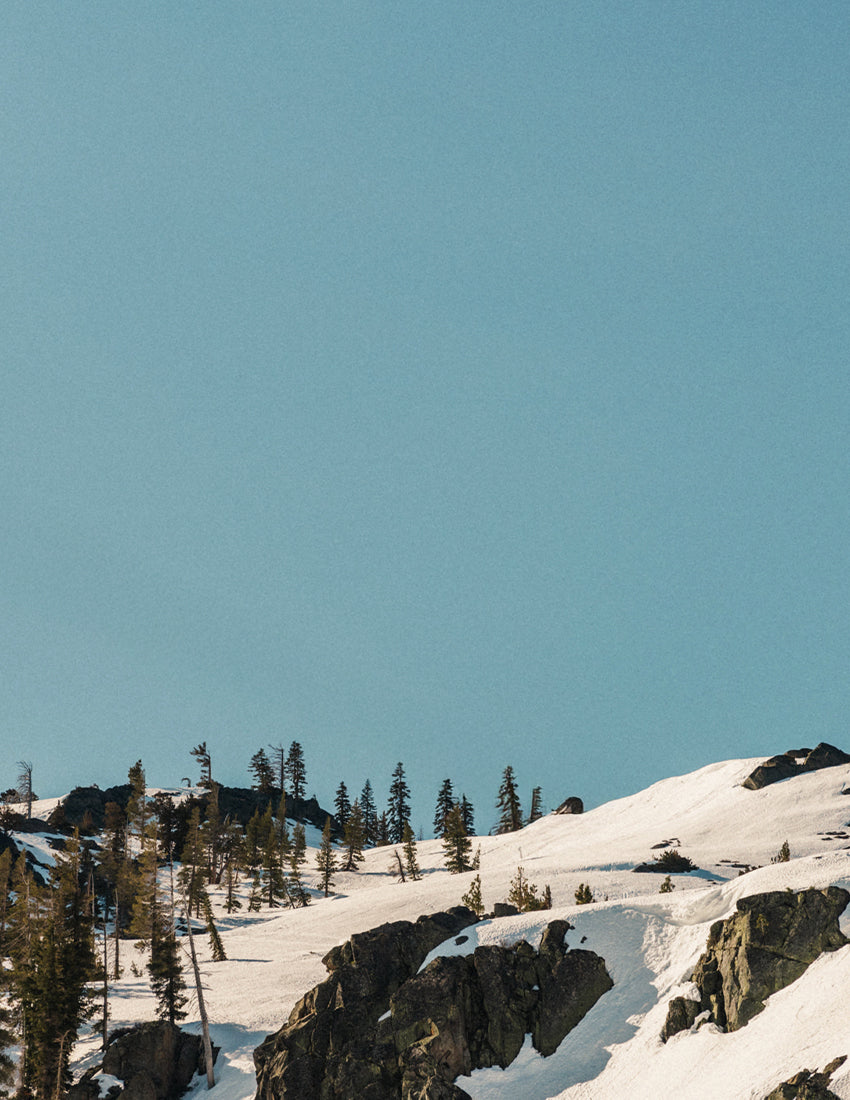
(3, 3, 849, 835)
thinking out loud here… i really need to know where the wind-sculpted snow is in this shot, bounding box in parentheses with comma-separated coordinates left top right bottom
(61, 756, 850, 1099)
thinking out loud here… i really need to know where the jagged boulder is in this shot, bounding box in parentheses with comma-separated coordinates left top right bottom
(662, 888, 849, 1040)
(68, 1022, 214, 1100)
(554, 797, 584, 815)
(742, 743, 850, 790)
(763, 1055, 847, 1099)
(254, 910, 613, 1099)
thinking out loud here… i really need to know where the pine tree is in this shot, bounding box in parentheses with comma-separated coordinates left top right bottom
(268, 743, 286, 791)
(248, 871, 262, 912)
(402, 822, 421, 881)
(334, 782, 351, 831)
(387, 762, 410, 844)
(16, 761, 33, 821)
(148, 898, 187, 1025)
(288, 824, 310, 906)
(433, 779, 454, 838)
(442, 804, 473, 874)
(201, 893, 227, 961)
(376, 812, 390, 847)
(262, 831, 288, 908)
(128, 824, 159, 944)
(275, 793, 291, 864)
(315, 818, 337, 897)
(286, 742, 307, 801)
(342, 801, 366, 871)
(15, 833, 97, 1097)
(527, 786, 543, 825)
(360, 780, 378, 847)
(507, 865, 549, 911)
(460, 794, 475, 836)
(461, 873, 484, 917)
(496, 766, 523, 834)
(190, 742, 212, 789)
(250, 748, 275, 793)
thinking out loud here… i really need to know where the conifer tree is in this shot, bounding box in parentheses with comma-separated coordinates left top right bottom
(275, 793, 291, 864)
(16, 761, 33, 821)
(496, 765, 523, 834)
(507, 865, 549, 911)
(433, 779, 454, 838)
(376, 812, 390, 847)
(15, 833, 97, 1097)
(342, 800, 366, 871)
(360, 780, 378, 847)
(527, 786, 543, 824)
(128, 824, 159, 944)
(148, 899, 187, 1025)
(461, 873, 484, 917)
(285, 742, 307, 801)
(387, 762, 410, 844)
(250, 748, 275, 793)
(334, 782, 351, 831)
(190, 742, 212, 788)
(262, 830, 288, 908)
(460, 794, 475, 836)
(248, 871, 262, 912)
(402, 822, 421, 881)
(201, 893, 227, 962)
(442, 804, 473, 874)
(315, 818, 337, 897)
(288, 824, 310, 906)
(268, 742, 286, 791)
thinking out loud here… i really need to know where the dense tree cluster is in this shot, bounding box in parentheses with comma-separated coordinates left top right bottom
(0, 746, 543, 1094)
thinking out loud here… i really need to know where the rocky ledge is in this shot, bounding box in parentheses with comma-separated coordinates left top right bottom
(254, 908, 613, 1099)
(663, 886, 849, 1040)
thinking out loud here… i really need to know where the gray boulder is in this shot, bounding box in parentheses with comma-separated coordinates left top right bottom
(69, 1023, 213, 1100)
(662, 888, 849, 1040)
(742, 743, 850, 790)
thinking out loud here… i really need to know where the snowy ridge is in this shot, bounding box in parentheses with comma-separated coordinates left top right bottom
(62, 756, 850, 1100)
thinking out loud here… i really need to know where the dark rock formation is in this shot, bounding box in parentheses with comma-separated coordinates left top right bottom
(660, 996, 702, 1042)
(662, 888, 849, 1040)
(742, 743, 850, 791)
(764, 1056, 847, 1099)
(68, 1022, 215, 1100)
(254, 910, 613, 1099)
(48, 785, 133, 831)
(554, 797, 584, 815)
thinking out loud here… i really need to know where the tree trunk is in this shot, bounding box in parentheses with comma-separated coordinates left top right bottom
(184, 913, 215, 1088)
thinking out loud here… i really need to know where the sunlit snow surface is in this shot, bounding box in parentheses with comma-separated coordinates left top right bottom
(62, 757, 850, 1099)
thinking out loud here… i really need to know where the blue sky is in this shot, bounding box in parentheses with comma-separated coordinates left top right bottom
(2, 3, 849, 834)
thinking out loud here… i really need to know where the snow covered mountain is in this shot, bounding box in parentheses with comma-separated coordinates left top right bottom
(17, 753, 850, 1099)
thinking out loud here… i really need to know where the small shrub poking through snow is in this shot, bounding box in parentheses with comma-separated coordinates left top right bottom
(575, 882, 595, 905)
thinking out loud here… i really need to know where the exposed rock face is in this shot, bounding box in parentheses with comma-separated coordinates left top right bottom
(254, 911, 613, 1099)
(554, 797, 584, 815)
(662, 888, 849, 1040)
(68, 1022, 214, 1100)
(763, 1055, 847, 1099)
(742, 743, 850, 790)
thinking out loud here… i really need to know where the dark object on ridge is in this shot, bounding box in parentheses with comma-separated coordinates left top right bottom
(742, 743, 850, 791)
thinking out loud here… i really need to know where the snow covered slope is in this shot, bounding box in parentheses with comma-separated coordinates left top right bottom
(62, 755, 850, 1100)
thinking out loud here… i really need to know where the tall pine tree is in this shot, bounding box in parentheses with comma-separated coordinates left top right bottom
(387, 763, 410, 844)
(496, 766, 523, 834)
(433, 779, 454, 838)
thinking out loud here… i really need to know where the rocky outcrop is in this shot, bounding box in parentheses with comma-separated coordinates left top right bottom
(763, 1056, 847, 1099)
(742, 744, 850, 790)
(554, 797, 584, 815)
(68, 1022, 214, 1100)
(254, 911, 613, 1099)
(663, 888, 849, 1040)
